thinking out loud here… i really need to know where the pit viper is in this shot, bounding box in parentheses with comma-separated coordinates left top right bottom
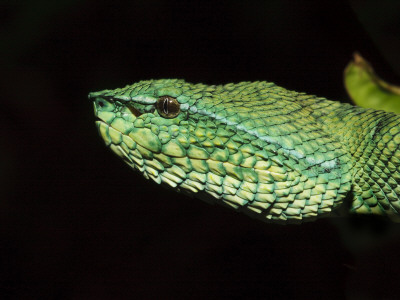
(90, 79, 400, 224)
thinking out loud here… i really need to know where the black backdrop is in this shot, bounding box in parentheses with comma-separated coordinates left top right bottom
(2, 0, 400, 299)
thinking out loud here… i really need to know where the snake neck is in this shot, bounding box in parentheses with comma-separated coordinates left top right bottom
(305, 97, 400, 219)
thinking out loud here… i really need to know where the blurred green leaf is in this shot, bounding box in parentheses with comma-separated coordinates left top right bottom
(344, 52, 400, 113)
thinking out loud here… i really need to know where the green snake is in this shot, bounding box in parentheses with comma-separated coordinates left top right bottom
(89, 79, 400, 224)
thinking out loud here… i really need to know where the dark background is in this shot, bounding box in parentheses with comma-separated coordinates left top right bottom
(2, 0, 400, 299)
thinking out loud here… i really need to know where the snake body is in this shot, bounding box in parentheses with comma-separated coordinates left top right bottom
(90, 79, 400, 224)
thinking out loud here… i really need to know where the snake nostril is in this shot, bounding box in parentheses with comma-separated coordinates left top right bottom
(97, 100, 105, 108)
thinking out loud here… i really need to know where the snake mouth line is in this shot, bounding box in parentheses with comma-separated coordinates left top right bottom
(95, 120, 125, 137)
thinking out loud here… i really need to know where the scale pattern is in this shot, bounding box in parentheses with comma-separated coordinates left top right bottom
(306, 98, 400, 219)
(90, 79, 400, 223)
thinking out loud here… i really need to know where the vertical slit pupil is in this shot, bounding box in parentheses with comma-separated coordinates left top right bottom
(157, 96, 180, 118)
(163, 99, 168, 114)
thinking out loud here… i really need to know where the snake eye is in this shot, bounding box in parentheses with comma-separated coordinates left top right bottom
(156, 96, 180, 118)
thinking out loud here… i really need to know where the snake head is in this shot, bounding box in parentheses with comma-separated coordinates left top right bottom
(90, 79, 351, 223)
(89, 79, 221, 187)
